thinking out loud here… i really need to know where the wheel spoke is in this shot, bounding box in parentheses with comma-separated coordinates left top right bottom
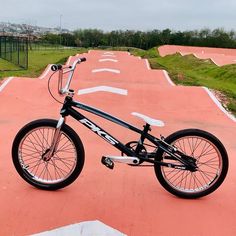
(18, 126, 77, 184)
(161, 134, 223, 194)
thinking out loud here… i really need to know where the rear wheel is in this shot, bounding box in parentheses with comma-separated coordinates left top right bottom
(12, 119, 85, 190)
(154, 129, 228, 198)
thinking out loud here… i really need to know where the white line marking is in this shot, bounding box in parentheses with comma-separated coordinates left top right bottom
(193, 53, 221, 66)
(103, 52, 114, 55)
(180, 52, 189, 56)
(193, 53, 200, 59)
(32, 220, 127, 236)
(76, 53, 84, 57)
(203, 87, 236, 122)
(200, 55, 221, 66)
(66, 56, 73, 66)
(0, 77, 14, 92)
(209, 58, 221, 67)
(145, 59, 151, 70)
(102, 55, 116, 57)
(162, 70, 175, 86)
(78, 86, 128, 95)
(99, 59, 118, 62)
(92, 68, 121, 74)
(183, 53, 222, 67)
(39, 64, 52, 80)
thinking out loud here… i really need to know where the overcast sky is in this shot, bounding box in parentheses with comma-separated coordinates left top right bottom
(1, 0, 236, 31)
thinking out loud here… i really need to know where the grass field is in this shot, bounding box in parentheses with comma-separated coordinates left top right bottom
(0, 48, 87, 79)
(128, 47, 236, 115)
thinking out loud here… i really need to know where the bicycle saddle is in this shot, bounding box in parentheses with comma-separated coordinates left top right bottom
(131, 112, 165, 127)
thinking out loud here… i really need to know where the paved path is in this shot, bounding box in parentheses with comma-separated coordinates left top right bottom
(0, 50, 236, 235)
(158, 45, 236, 66)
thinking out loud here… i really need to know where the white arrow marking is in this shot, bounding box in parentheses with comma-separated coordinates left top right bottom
(78, 86, 128, 95)
(103, 52, 115, 55)
(102, 55, 116, 57)
(32, 220, 127, 236)
(99, 59, 118, 62)
(92, 68, 120, 74)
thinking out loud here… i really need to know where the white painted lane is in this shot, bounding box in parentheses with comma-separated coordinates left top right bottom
(92, 68, 121, 74)
(32, 220, 127, 236)
(0, 77, 14, 92)
(145, 59, 151, 70)
(162, 70, 175, 86)
(203, 87, 236, 122)
(103, 52, 115, 55)
(66, 56, 73, 66)
(99, 59, 118, 62)
(78, 86, 128, 95)
(102, 55, 116, 57)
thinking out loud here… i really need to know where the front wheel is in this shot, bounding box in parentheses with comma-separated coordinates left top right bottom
(12, 119, 85, 190)
(154, 129, 228, 198)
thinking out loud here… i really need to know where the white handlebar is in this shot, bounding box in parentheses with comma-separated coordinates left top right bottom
(52, 57, 86, 95)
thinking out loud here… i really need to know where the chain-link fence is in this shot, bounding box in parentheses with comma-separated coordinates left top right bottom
(0, 36, 28, 69)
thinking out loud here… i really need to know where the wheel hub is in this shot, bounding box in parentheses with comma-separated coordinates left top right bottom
(42, 149, 53, 162)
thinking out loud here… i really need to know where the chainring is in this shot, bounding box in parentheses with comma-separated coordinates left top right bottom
(121, 141, 147, 165)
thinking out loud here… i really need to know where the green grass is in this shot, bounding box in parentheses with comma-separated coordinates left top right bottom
(128, 47, 236, 116)
(0, 48, 87, 79)
(0, 59, 20, 71)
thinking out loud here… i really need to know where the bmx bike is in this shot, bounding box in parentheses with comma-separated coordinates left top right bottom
(12, 57, 229, 198)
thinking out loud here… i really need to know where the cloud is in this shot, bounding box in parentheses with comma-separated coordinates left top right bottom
(0, 0, 235, 31)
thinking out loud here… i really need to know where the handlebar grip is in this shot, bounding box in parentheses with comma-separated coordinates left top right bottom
(51, 64, 62, 71)
(78, 57, 86, 63)
(51, 65, 58, 71)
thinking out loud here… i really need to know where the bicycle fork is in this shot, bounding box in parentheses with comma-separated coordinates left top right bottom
(42, 117, 65, 161)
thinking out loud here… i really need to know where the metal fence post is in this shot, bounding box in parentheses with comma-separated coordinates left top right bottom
(0, 36, 1, 58)
(17, 37, 20, 65)
(0, 36, 28, 70)
(4, 36, 6, 60)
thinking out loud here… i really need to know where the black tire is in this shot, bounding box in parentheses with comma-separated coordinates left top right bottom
(154, 129, 228, 198)
(12, 119, 85, 190)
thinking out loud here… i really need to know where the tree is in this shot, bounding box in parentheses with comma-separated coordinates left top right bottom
(52, 28, 236, 49)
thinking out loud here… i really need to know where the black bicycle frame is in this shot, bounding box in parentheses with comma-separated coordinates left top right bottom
(59, 96, 194, 169)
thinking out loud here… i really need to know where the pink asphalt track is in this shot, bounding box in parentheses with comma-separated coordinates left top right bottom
(158, 45, 236, 66)
(0, 50, 236, 235)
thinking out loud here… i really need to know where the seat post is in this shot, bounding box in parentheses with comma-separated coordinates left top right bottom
(143, 123, 151, 134)
(135, 123, 151, 154)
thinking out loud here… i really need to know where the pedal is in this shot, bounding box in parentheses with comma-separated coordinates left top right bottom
(101, 156, 114, 169)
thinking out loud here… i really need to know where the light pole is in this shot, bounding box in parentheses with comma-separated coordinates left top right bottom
(60, 14, 62, 46)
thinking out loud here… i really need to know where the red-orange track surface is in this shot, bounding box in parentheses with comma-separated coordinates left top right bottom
(158, 45, 236, 66)
(0, 50, 236, 235)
